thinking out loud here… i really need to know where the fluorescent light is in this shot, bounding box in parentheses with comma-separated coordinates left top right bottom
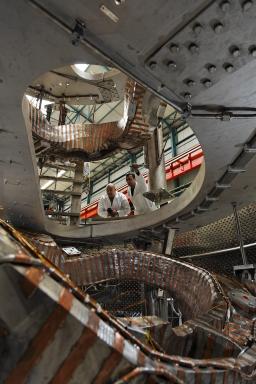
(57, 170, 66, 177)
(41, 180, 54, 190)
(74, 64, 90, 72)
(41, 170, 66, 190)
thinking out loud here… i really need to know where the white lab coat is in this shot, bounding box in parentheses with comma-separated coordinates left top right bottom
(127, 173, 156, 215)
(97, 191, 130, 218)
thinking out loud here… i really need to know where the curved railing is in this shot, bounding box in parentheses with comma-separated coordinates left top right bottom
(23, 79, 155, 161)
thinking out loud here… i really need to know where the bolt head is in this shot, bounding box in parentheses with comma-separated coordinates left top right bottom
(203, 79, 212, 88)
(183, 92, 192, 100)
(220, 0, 230, 11)
(167, 60, 177, 70)
(189, 43, 199, 54)
(214, 22, 224, 34)
(231, 46, 240, 57)
(149, 61, 157, 70)
(224, 63, 234, 73)
(193, 23, 203, 34)
(249, 46, 256, 57)
(169, 44, 179, 53)
(186, 79, 195, 87)
(242, 0, 253, 11)
(207, 64, 217, 73)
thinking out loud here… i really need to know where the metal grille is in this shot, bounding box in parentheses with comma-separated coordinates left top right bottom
(173, 202, 256, 257)
(84, 278, 181, 327)
(184, 246, 256, 277)
(85, 279, 145, 318)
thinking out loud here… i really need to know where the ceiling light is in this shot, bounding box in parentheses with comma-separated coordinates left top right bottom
(57, 170, 66, 177)
(41, 180, 54, 190)
(41, 170, 66, 190)
(59, 82, 62, 86)
(66, 82, 70, 86)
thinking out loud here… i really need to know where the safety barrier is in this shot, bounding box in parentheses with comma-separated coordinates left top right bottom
(81, 144, 203, 220)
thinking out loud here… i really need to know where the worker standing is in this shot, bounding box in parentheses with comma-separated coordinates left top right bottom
(98, 183, 130, 218)
(126, 164, 156, 215)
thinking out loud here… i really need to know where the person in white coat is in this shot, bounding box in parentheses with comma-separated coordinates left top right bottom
(126, 164, 156, 215)
(97, 183, 130, 218)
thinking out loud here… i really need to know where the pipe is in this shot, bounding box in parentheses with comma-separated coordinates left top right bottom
(180, 241, 256, 260)
(232, 202, 248, 265)
(113, 367, 183, 384)
(146, 123, 167, 192)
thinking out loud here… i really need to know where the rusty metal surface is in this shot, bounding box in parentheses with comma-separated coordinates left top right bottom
(22, 232, 66, 269)
(1, 219, 256, 383)
(64, 250, 220, 322)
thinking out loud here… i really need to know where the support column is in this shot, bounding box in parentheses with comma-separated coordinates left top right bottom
(170, 125, 179, 189)
(163, 228, 176, 256)
(87, 182, 93, 204)
(232, 202, 248, 265)
(146, 123, 167, 192)
(70, 161, 84, 225)
(58, 102, 68, 125)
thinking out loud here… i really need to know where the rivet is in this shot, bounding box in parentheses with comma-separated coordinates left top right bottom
(186, 79, 196, 87)
(242, 0, 253, 11)
(149, 61, 157, 70)
(183, 92, 192, 100)
(213, 22, 224, 34)
(189, 43, 199, 54)
(249, 45, 256, 57)
(224, 63, 234, 72)
(169, 43, 179, 53)
(230, 46, 240, 57)
(202, 79, 212, 88)
(193, 23, 203, 34)
(220, 0, 230, 11)
(207, 64, 217, 73)
(167, 60, 177, 70)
